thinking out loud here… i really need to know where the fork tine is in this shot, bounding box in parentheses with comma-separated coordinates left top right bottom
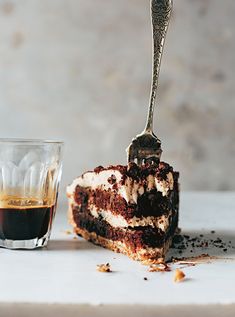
(126, 132, 162, 166)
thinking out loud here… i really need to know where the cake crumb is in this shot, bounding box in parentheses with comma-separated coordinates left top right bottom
(174, 269, 185, 282)
(142, 258, 164, 266)
(143, 277, 148, 281)
(96, 263, 112, 273)
(148, 262, 171, 272)
(64, 230, 72, 235)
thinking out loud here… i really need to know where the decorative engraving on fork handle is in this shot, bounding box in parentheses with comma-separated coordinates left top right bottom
(145, 0, 172, 133)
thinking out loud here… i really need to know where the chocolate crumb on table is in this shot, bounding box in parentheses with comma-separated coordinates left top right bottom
(96, 263, 112, 273)
(172, 233, 234, 254)
(143, 277, 148, 281)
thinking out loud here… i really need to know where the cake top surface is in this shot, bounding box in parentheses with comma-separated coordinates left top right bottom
(67, 162, 179, 203)
(86, 161, 177, 182)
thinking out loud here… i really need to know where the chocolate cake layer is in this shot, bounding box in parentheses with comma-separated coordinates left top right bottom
(72, 205, 178, 252)
(74, 186, 179, 220)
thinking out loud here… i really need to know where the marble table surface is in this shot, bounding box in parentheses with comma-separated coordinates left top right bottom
(0, 192, 235, 317)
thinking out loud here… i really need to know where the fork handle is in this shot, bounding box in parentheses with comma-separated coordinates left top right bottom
(145, 0, 172, 133)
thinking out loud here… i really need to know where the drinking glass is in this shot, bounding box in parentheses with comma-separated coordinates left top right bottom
(0, 139, 63, 249)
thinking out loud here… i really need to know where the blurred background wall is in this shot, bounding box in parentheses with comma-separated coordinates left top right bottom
(0, 0, 234, 194)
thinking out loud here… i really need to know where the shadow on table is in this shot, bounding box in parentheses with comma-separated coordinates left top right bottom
(167, 230, 235, 260)
(45, 238, 99, 252)
(44, 230, 235, 259)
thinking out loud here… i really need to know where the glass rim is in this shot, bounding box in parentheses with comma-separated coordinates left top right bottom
(0, 138, 64, 145)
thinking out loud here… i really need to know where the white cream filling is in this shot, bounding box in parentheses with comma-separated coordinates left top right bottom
(155, 172, 174, 196)
(67, 169, 174, 203)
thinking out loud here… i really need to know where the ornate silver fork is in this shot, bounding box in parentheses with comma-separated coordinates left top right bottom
(126, 0, 172, 165)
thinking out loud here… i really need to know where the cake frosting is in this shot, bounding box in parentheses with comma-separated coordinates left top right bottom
(67, 165, 175, 204)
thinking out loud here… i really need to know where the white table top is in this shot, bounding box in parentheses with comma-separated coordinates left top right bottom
(0, 192, 235, 317)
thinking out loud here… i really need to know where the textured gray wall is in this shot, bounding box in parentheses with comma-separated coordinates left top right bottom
(0, 0, 234, 193)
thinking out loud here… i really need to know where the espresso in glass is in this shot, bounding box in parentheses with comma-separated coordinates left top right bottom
(0, 197, 56, 241)
(0, 139, 63, 249)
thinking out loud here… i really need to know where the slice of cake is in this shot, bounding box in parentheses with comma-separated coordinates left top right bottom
(67, 162, 179, 262)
